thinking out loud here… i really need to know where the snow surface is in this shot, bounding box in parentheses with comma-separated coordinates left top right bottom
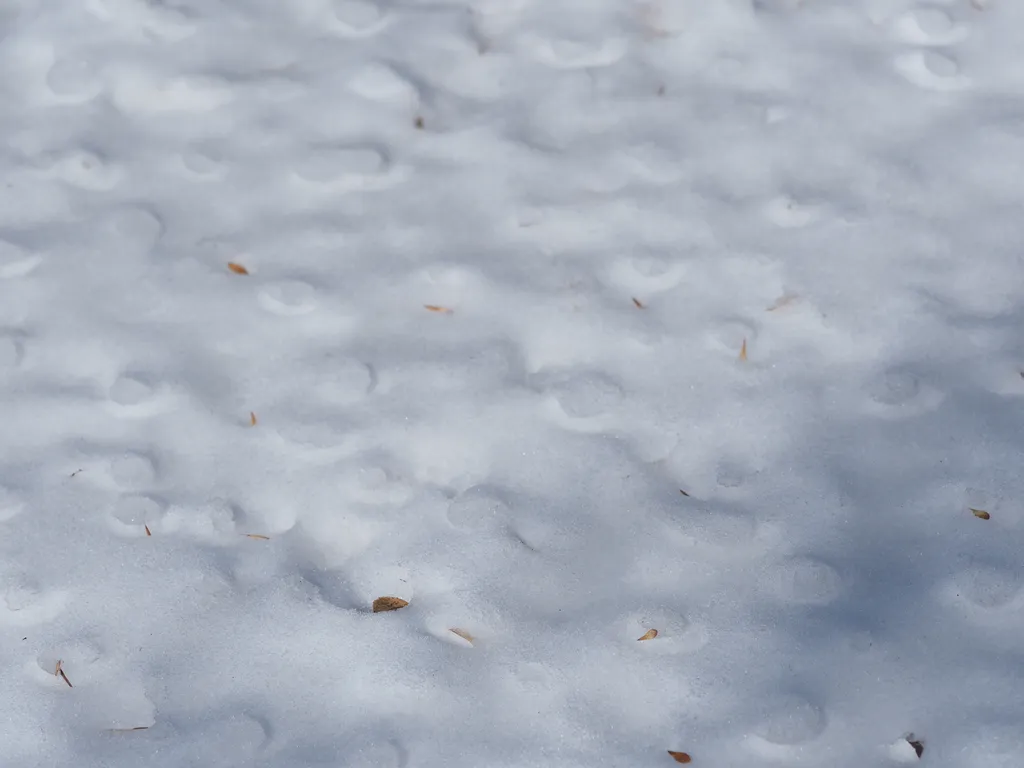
(2, 0, 1023, 766)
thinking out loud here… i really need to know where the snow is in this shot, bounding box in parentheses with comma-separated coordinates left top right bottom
(1, 0, 1023, 765)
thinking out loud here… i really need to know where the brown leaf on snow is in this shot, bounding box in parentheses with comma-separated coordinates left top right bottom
(144, 524, 152, 537)
(667, 750, 692, 764)
(243, 533, 271, 540)
(906, 734, 925, 758)
(55, 659, 73, 688)
(227, 262, 249, 275)
(739, 338, 748, 361)
(637, 629, 658, 641)
(632, 297, 645, 309)
(424, 305, 453, 314)
(450, 628, 474, 644)
(970, 508, 991, 520)
(373, 596, 409, 613)
(249, 411, 258, 426)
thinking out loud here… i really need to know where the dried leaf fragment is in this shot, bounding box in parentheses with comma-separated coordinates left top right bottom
(632, 297, 645, 309)
(739, 338, 748, 361)
(679, 489, 690, 497)
(450, 628, 474, 644)
(227, 262, 249, 275)
(373, 596, 409, 613)
(667, 751, 692, 764)
(55, 659, 73, 688)
(249, 411, 257, 426)
(906, 734, 924, 758)
(637, 629, 658, 641)
(144, 524, 152, 537)
(970, 508, 991, 520)
(424, 305, 453, 314)
(243, 533, 271, 540)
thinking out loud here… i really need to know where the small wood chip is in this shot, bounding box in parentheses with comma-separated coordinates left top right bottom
(906, 735, 924, 758)
(450, 628, 474, 644)
(144, 524, 152, 537)
(55, 659, 73, 688)
(667, 750, 692, 764)
(632, 297, 645, 309)
(227, 262, 249, 275)
(249, 411, 257, 426)
(970, 508, 991, 520)
(243, 534, 270, 540)
(637, 629, 658, 641)
(424, 305, 453, 314)
(739, 338, 748, 361)
(373, 596, 409, 613)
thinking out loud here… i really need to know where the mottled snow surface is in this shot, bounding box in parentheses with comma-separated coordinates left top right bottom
(1, 0, 1023, 766)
